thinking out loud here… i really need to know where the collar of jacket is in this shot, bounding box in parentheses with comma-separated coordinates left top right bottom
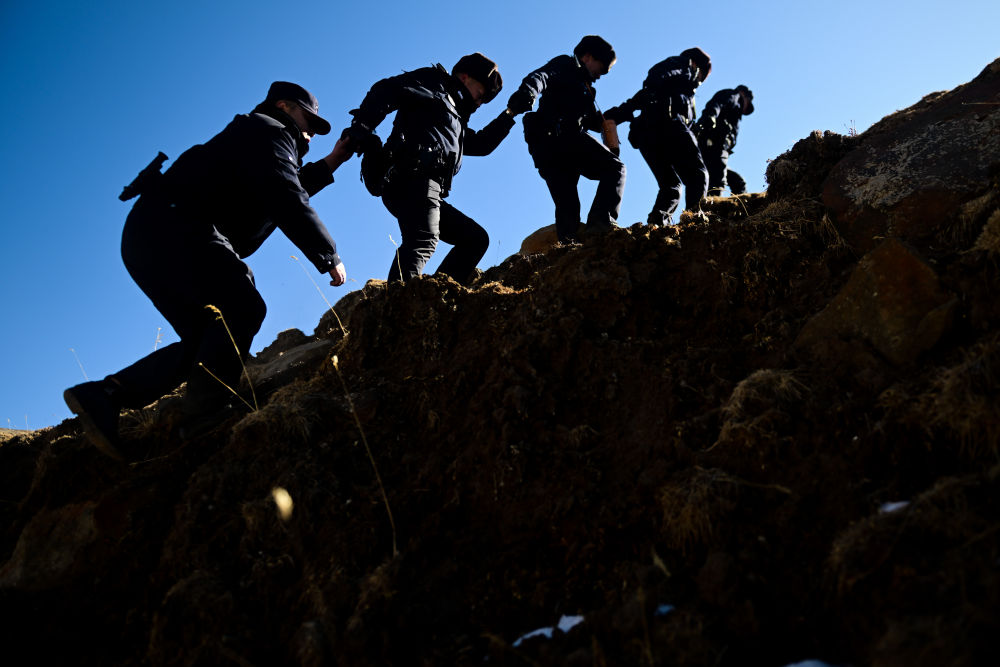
(573, 54, 596, 83)
(437, 63, 477, 119)
(251, 103, 311, 158)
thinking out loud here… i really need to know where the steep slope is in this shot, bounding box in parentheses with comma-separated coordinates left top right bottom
(1, 59, 999, 666)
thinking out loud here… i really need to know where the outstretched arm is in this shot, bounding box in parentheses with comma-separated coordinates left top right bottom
(465, 109, 517, 156)
(298, 136, 355, 196)
(506, 55, 572, 114)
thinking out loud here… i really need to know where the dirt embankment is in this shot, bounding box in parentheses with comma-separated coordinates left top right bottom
(1, 59, 999, 666)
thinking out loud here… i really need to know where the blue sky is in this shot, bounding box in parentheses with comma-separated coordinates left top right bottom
(2, 0, 998, 430)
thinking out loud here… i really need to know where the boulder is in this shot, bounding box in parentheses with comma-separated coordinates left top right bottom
(519, 224, 559, 255)
(822, 58, 1000, 253)
(795, 238, 955, 367)
(0, 502, 102, 590)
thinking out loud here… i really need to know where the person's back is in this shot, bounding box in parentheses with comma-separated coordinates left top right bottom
(524, 54, 602, 134)
(698, 88, 745, 151)
(154, 110, 340, 262)
(636, 54, 702, 125)
(376, 65, 467, 176)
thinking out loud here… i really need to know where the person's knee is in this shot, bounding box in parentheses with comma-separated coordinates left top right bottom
(218, 288, 267, 342)
(604, 157, 625, 185)
(468, 224, 489, 257)
(248, 292, 267, 333)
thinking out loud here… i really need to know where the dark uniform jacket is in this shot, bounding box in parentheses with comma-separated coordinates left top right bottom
(616, 55, 703, 132)
(350, 64, 515, 192)
(149, 110, 341, 272)
(514, 54, 604, 138)
(697, 89, 745, 152)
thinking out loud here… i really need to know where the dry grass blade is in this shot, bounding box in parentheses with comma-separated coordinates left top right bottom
(291, 255, 347, 337)
(204, 304, 258, 411)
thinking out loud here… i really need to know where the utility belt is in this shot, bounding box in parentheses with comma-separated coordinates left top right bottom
(701, 134, 736, 152)
(523, 111, 585, 142)
(644, 95, 696, 126)
(386, 144, 457, 197)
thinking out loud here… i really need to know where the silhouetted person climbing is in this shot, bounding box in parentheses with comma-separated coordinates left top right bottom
(696, 85, 754, 196)
(344, 53, 515, 285)
(508, 35, 626, 243)
(605, 47, 712, 225)
(64, 82, 353, 459)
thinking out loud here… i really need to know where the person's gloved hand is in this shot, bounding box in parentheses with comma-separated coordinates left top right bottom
(340, 121, 372, 155)
(603, 105, 634, 124)
(507, 89, 534, 115)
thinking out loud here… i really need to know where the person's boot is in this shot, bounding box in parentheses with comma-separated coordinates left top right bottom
(647, 210, 671, 227)
(582, 219, 618, 237)
(63, 380, 124, 460)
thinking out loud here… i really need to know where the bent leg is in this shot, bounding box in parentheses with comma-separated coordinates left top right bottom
(727, 168, 746, 195)
(383, 176, 444, 282)
(673, 124, 708, 211)
(638, 141, 682, 225)
(539, 165, 582, 242)
(119, 206, 265, 408)
(436, 201, 489, 285)
(185, 241, 267, 405)
(576, 133, 626, 228)
(700, 141, 727, 196)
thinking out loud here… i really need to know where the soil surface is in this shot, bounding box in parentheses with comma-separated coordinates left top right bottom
(2, 59, 999, 666)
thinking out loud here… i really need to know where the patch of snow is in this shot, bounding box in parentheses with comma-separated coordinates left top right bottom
(512, 615, 585, 647)
(879, 501, 910, 514)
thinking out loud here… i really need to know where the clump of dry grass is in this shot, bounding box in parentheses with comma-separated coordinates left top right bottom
(973, 208, 1000, 254)
(713, 369, 807, 452)
(950, 190, 1000, 250)
(657, 467, 738, 554)
(910, 333, 1000, 459)
(230, 380, 314, 445)
(828, 473, 993, 596)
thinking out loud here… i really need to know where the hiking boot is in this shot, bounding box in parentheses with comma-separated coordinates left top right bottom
(582, 220, 618, 237)
(64, 380, 124, 460)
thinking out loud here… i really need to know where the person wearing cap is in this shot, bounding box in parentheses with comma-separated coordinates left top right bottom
(507, 35, 625, 244)
(343, 53, 515, 285)
(696, 85, 755, 196)
(63, 81, 354, 459)
(604, 47, 712, 225)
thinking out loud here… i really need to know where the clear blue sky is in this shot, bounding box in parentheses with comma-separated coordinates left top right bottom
(2, 0, 998, 430)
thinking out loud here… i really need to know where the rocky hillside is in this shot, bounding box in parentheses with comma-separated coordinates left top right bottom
(1, 59, 999, 666)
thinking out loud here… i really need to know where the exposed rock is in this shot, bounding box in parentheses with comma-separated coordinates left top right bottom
(520, 223, 559, 254)
(795, 238, 955, 367)
(246, 336, 336, 395)
(765, 130, 862, 201)
(822, 58, 1000, 253)
(0, 502, 101, 590)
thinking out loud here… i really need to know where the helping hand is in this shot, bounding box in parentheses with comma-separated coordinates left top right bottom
(329, 261, 347, 287)
(507, 89, 533, 115)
